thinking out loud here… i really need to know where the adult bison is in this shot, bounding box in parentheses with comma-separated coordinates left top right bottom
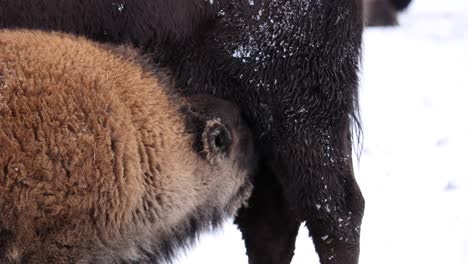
(0, 0, 365, 263)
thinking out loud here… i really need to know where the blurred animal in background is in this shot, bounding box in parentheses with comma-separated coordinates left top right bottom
(364, 0, 413, 26)
(0, 30, 256, 264)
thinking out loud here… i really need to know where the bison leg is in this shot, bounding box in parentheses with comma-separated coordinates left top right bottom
(270, 118, 364, 264)
(307, 219, 361, 264)
(293, 156, 364, 264)
(304, 157, 364, 264)
(235, 162, 301, 264)
(305, 173, 364, 264)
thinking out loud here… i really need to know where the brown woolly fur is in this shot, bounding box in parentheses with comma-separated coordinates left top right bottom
(0, 30, 255, 263)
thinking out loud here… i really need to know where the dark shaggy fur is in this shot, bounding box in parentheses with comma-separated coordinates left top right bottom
(364, 0, 413, 26)
(0, 1, 365, 263)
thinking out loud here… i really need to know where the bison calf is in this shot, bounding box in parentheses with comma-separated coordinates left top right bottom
(0, 30, 256, 263)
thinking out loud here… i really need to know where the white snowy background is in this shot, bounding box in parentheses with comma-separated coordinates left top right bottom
(176, 0, 468, 263)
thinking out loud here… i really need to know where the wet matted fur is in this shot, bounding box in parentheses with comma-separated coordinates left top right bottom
(0, 1, 365, 263)
(0, 30, 256, 263)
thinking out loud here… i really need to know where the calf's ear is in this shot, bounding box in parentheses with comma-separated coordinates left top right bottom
(202, 119, 232, 164)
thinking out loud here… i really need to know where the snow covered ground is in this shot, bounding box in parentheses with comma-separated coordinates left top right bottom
(176, 0, 468, 263)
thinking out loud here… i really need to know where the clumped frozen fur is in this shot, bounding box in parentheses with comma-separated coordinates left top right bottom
(0, 1, 365, 263)
(0, 30, 255, 263)
(363, 0, 413, 26)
